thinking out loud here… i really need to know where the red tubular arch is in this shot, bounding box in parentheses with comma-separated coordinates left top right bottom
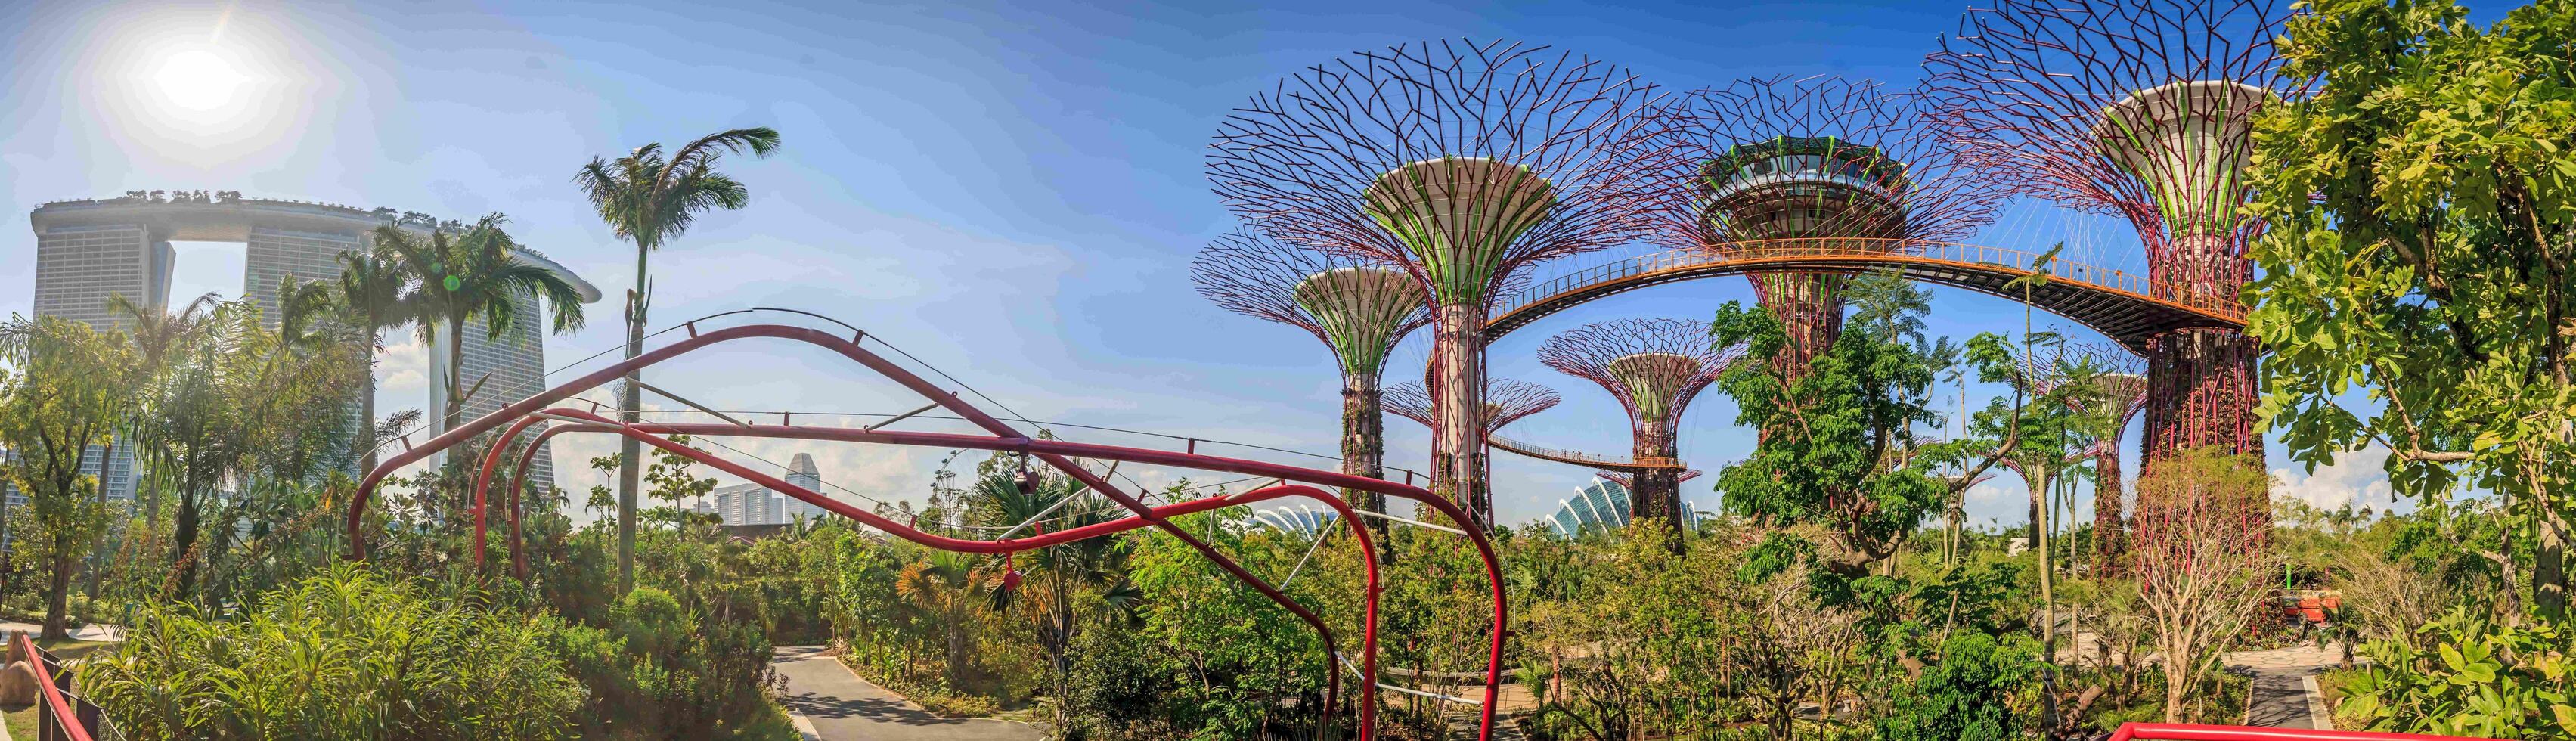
(479, 411, 1383, 735)
(352, 323, 1505, 739)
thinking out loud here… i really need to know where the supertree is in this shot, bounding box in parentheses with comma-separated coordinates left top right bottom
(1211, 39, 1664, 522)
(1641, 76, 2005, 376)
(1192, 228, 1430, 548)
(2046, 342, 2148, 569)
(1925, 0, 2290, 472)
(1538, 318, 1745, 530)
(1384, 377, 1563, 483)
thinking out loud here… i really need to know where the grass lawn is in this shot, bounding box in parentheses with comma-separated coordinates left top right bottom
(0, 636, 119, 740)
(4, 704, 32, 741)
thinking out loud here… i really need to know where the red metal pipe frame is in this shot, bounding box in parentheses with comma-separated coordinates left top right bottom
(352, 324, 1508, 739)
(12, 631, 94, 741)
(2108, 724, 2488, 741)
(477, 409, 1383, 736)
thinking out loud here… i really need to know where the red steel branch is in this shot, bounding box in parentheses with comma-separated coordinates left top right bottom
(348, 323, 1511, 740)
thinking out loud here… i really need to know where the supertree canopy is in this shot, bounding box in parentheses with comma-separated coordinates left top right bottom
(1924, 0, 2289, 467)
(1210, 38, 1663, 522)
(1643, 76, 2004, 376)
(1539, 318, 1745, 530)
(1192, 228, 1431, 528)
(1384, 377, 1561, 437)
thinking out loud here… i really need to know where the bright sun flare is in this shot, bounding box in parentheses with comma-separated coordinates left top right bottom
(153, 49, 246, 113)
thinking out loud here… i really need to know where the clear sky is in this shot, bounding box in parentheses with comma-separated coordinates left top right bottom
(0, 0, 2404, 529)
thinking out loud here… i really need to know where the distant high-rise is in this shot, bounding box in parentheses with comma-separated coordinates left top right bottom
(28, 193, 598, 493)
(709, 452, 826, 526)
(782, 453, 822, 521)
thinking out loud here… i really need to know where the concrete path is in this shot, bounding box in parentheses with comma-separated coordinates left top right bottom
(0, 622, 122, 643)
(771, 646, 1041, 741)
(2227, 642, 2350, 730)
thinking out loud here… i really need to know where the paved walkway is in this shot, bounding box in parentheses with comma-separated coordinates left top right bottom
(0, 622, 122, 643)
(771, 646, 1041, 741)
(2225, 642, 2349, 730)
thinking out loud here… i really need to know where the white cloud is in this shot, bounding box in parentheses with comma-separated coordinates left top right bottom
(376, 336, 429, 398)
(2272, 444, 2395, 510)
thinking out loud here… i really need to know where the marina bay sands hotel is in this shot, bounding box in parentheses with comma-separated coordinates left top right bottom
(24, 193, 601, 500)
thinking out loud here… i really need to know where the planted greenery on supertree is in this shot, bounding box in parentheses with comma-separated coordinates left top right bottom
(1539, 318, 1745, 530)
(1210, 38, 1665, 522)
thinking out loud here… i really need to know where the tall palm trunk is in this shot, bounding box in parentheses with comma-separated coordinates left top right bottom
(618, 250, 648, 595)
(445, 315, 471, 522)
(444, 315, 469, 432)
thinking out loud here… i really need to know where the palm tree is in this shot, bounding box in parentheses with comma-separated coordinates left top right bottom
(107, 292, 221, 530)
(333, 246, 420, 473)
(377, 215, 588, 433)
(969, 467, 1138, 695)
(894, 549, 1002, 683)
(574, 126, 781, 594)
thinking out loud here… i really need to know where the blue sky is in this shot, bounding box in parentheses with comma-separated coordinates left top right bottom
(0, 0, 2404, 528)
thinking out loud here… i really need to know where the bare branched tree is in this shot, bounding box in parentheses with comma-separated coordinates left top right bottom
(2131, 447, 2274, 723)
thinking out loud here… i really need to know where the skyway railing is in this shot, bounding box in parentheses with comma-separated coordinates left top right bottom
(1486, 433, 1684, 470)
(1489, 237, 2247, 329)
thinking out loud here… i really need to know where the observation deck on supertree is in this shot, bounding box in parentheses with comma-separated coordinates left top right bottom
(1539, 318, 1747, 530)
(1925, 0, 2292, 467)
(1641, 76, 2005, 375)
(1209, 38, 1664, 524)
(1192, 228, 1430, 547)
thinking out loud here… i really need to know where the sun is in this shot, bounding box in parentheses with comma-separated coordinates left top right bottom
(153, 48, 246, 113)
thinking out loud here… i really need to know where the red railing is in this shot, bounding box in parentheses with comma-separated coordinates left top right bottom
(2109, 724, 2491, 740)
(11, 631, 96, 741)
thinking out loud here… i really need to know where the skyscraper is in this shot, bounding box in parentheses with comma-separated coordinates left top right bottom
(427, 288, 565, 491)
(28, 211, 175, 502)
(708, 452, 826, 526)
(782, 453, 822, 521)
(27, 193, 597, 495)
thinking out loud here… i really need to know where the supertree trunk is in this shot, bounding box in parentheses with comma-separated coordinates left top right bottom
(2093, 436, 2128, 573)
(1341, 374, 1394, 562)
(2144, 327, 2262, 511)
(1433, 303, 1492, 526)
(1629, 429, 1684, 532)
(1753, 271, 1847, 377)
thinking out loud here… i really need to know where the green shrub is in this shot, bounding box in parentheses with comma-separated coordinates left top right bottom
(1874, 632, 2038, 741)
(82, 563, 584, 740)
(2340, 607, 2576, 739)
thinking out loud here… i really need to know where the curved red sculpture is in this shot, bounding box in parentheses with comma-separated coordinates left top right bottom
(347, 321, 1508, 740)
